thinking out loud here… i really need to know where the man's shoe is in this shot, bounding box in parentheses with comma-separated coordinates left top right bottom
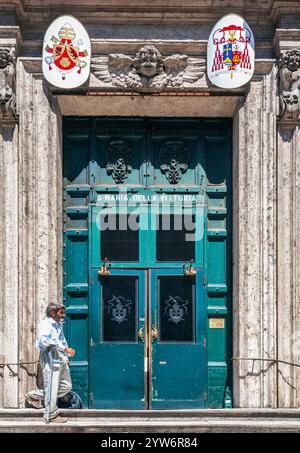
(50, 415, 68, 423)
(24, 393, 43, 409)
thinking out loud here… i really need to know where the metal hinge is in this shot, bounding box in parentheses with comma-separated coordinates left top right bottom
(203, 274, 207, 287)
(89, 275, 93, 285)
(203, 337, 207, 348)
(89, 392, 93, 404)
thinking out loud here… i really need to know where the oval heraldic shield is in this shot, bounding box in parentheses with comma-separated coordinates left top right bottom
(207, 13, 255, 89)
(42, 15, 91, 89)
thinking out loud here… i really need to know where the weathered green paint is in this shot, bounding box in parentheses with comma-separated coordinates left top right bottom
(63, 117, 232, 409)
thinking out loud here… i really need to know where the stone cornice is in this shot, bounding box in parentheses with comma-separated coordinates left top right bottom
(0, 0, 278, 26)
(22, 37, 274, 56)
(273, 29, 300, 55)
(270, 1, 300, 23)
(2, 0, 300, 28)
(0, 26, 22, 52)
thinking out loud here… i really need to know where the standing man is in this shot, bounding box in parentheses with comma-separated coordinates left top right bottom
(25, 303, 75, 423)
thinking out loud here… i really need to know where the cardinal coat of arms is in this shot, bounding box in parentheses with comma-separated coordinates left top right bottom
(207, 14, 255, 89)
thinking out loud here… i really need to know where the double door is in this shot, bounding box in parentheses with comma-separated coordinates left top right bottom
(89, 200, 206, 409)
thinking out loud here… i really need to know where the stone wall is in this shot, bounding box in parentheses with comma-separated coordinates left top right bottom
(0, 0, 300, 408)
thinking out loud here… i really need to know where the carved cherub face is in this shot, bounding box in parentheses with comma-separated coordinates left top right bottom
(280, 50, 300, 72)
(0, 49, 9, 69)
(287, 54, 300, 72)
(133, 45, 163, 78)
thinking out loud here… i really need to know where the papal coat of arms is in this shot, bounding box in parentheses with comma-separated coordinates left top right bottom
(42, 15, 91, 89)
(207, 14, 255, 89)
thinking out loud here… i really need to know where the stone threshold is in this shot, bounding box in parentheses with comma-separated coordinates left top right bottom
(1, 409, 300, 433)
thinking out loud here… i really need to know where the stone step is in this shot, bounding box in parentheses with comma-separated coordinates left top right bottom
(1, 409, 300, 432)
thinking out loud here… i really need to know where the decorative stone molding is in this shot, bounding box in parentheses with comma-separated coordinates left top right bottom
(106, 140, 133, 183)
(0, 47, 17, 123)
(91, 45, 205, 92)
(160, 141, 189, 184)
(279, 49, 300, 122)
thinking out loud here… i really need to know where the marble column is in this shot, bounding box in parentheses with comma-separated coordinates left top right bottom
(16, 61, 63, 405)
(233, 67, 278, 407)
(273, 39, 300, 407)
(0, 123, 19, 407)
(277, 123, 300, 407)
(0, 42, 19, 407)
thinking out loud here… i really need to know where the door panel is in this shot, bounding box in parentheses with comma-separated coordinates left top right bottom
(90, 201, 150, 268)
(147, 121, 205, 189)
(150, 269, 206, 409)
(92, 122, 147, 189)
(89, 269, 146, 409)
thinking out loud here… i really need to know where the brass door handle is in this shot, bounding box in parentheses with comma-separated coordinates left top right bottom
(151, 326, 158, 341)
(98, 257, 111, 277)
(138, 327, 144, 342)
(183, 260, 196, 277)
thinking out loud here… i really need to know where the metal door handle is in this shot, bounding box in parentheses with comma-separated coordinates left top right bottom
(151, 326, 158, 341)
(138, 326, 144, 342)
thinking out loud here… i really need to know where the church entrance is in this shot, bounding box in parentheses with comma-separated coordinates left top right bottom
(63, 117, 232, 409)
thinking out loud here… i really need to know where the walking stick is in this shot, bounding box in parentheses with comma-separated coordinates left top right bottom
(44, 347, 61, 424)
(44, 347, 53, 424)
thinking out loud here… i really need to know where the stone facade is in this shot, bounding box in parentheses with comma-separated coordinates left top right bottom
(0, 0, 300, 408)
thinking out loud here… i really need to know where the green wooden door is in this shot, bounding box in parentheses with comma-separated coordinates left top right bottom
(63, 117, 232, 408)
(89, 198, 206, 409)
(150, 268, 206, 409)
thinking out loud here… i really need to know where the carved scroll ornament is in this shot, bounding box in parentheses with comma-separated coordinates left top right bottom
(160, 141, 189, 184)
(106, 140, 133, 184)
(279, 49, 300, 122)
(0, 47, 16, 123)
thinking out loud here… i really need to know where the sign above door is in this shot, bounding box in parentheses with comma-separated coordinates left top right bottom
(42, 15, 91, 89)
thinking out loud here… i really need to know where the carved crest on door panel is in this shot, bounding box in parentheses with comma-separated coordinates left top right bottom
(106, 140, 133, 184)
(91, 45, 205, 93)
(164, 296, 189, 324)
(160, 141, 189, 184)
(108, 295, 132, 324)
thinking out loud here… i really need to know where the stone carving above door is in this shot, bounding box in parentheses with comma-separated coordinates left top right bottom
(279, 49, 300, 122)
(0, 47, 17, 123)
(160, 140, 189, 184)
(91, 45, 205, 92)
(106, 140, 133, 183)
